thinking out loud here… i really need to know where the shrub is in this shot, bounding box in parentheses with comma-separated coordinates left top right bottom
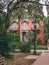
(19, 42, 30, 52)
(9, 42, 19, 51)
(0, 33, 11, 55)
(10, 33, 19, 42)
(31, 45, 48, 50)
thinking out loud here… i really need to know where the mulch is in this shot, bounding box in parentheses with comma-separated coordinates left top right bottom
(5, 52, 35, 65)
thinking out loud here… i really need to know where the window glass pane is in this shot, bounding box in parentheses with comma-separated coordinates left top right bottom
(22, 22, 27, 30)
(13, 23, 17, 30)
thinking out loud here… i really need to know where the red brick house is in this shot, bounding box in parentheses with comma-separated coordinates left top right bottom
(8, 19, 44, 42)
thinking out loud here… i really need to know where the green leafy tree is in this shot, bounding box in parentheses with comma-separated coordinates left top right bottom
(26, 31, 34, 44)
(0, 0, 15, 55)
(44, 17, 49, 39)
(0, 0, 45, 55)
(28, 0, 44, 20)
(0, 11, 11, 55)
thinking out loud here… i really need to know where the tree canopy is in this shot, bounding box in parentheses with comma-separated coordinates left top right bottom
(0, 0, 48, 55)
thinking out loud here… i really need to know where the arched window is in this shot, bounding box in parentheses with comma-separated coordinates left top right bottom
(22, 21, 27, 30)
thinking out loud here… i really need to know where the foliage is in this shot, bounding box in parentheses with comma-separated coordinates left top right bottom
(8, 32, 19, 51)
(9, 0, 44, 22)
(10, 2, 28, 21)
(0, 0, 45, 55)
(44, 17, 49, 39)
(0, 5, 11, 55)
(10, 32, 19, 42)
(9, 42, 19, 51)
(31, 45, 48, 50)
(44, 33, 49, 39)
(0, 32, 11, 55)
(19, 42, 30, 52)
(26, 31, 34, 44)
(27, 0, 44, 20)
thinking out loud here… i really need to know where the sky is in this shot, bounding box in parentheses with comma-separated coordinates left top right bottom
(43, 6, 47, 17)
(40, 0, 47, 17)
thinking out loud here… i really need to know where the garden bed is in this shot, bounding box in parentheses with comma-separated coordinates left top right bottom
(5, 52, 36, 65)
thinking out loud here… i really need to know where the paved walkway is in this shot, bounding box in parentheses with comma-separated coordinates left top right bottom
(32, 52, 49, 65)
(15, 49, 49, 65)
(25, 55, 39, 60)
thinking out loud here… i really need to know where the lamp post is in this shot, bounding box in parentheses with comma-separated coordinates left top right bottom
(33, 19, 39, 55)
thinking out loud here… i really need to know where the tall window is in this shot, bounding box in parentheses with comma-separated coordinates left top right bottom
(12, 22, 17, 30)
(22, 21, 27, 30)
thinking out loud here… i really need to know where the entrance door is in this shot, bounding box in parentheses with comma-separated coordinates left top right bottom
(22, 32, 26, 42)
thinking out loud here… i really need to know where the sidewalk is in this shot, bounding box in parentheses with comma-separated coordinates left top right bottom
(32, 52, 49, 65)
(25, 50, 49, 60)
